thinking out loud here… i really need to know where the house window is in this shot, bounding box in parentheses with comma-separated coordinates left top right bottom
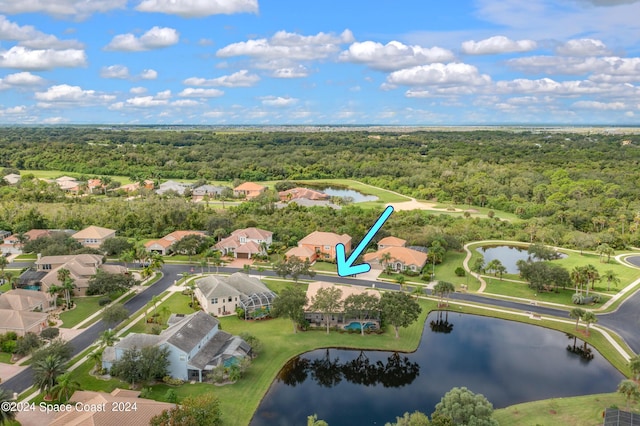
(324, 245, 331, 250)
(228, 296, 232, 302)
(42, 264, 51, 270)
(179, 355, 186, 361)
(211, 298, 218, 304)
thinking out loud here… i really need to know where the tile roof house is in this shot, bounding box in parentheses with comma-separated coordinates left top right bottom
(278, 187, 329, 201)
(0, 289, 49, 312)
(192, 184, 230, 201)
(21, 253, 127, 297)
(0, 309, 48, 336)
(363, 246, 428, 273)
(2, 229, 53, 255)
(48, 389, 176, 426)
(145, 230, 207, 255)
(195, 272, 277, 319)
(286, 231, 352, 263)
(118, 179, 155, 193)
(3, 173, 21, 185)
(304, 281, 380, 328)
(215, 227, 272, 259)
(71, 226, 116, 248)
(233, 182, 267, 199)
(155, 180, 191, 196)
(55, 176, 81, 192)
(377, 236, 407, 249)
(102, 311, 251, 382)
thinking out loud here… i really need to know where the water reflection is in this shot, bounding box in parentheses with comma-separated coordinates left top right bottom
(430, 310, 454, 334)
(566, 333, 594, 362)
(278, 349, 420, 388)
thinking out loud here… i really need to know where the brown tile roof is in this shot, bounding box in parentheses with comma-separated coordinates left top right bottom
(49, 389, 175, 426)
(145, 230, 206, 249)
(234, 182, 266, 191)
(72, 226, 116, 239)
(231, 227, 272, 240)
(377, 236, 407, 248)
(299, 231, 351, 247)
(285, 246, 315, 260)
(0, 309, 47, 331)
(0, 289, 48, 311)
(363, 246, 428, 268)
(235, 241, 261, 254)
(279, 187, 329, 201)
(304, 281, 379, 310)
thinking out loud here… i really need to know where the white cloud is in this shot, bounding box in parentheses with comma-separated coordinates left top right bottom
(493, 77, 640, 97)
(42, 116, 69, 124)
(217, 29, 353, 63)
(130, 86, 147, 94)
(156, 89, 172, 99)
(171, 99, 200, 107)
(461, 35, 537, 55)
(571, 100, 626, 109)
(178, 88, 224, 97)
(105, 26, 179, 52)
(339, 40, 455, 71)
(35, 84, 115, 107)
(0, 46, 86, 70)
(260, 96, 298, 107)
(0, 0, 126, 19)
(183, 70, 259, 87)
(0, 105, 26, 114)
(556, 38, 611, 56)
(270, 66, 309, 78)
(0, 15, 82, 49)
(140, 69, 158, 80)
(507, 56, 640, 79)
(386, 63, 491, 87)
(100, 65, 130, 79)
(136, 0, 258, 17)
(2, 71, 44, 86)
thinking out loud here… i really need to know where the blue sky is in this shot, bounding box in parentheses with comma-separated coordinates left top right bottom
(0, 0, 639, 125)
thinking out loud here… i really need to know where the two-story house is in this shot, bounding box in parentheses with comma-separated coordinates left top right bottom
(215, 227, 272, 259)
(145, 230, 207, 255)
(233, 182, 267, 199)
(102, 311, 251, 382)
(286, 231, 352, 263)
(0, 289, 50, 336)
(71, 226, 116, 248)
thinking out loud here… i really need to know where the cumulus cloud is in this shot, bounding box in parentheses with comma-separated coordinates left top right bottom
(260, 96, 298, 107)
(556, 38, 611, 56)
(105, 26, 179, 51)
(577, 0, 640, 6)
(339, 40, 455, 71)
(178, 88, 224, 97)
(140, 69, 158, 80)
(0, 15, 82, 49)
(100, 65, 130, 79)
(0, 0, 127, 19)
(1, 71, 44, 86)
(217, 29, 354, 64)
(1, 105, 27, 114)
(507, 56, 640, 79)
(136, 0, 258, 17)
(35, 84, 115, 107)
(183, 70, 259, 87)
(493, 77, 640, 97)
(461, 36, 537, 55)
(386, 63, 491, 87)
(572, 100, 626, 109)
(270, 65, 309, 78)
(130, 86, 147, 94)
(0, 46, 86, 70)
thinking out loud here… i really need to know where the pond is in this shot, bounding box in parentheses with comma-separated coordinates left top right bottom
(251, 313, 623, 426)
(476, 245, 566, 274)
(320, 187, 378, 203)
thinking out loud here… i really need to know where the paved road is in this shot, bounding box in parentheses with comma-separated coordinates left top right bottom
(1, 261, 638, 396)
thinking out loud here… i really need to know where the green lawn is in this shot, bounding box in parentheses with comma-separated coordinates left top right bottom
(0, 282, 10, 293)
(22, 169, 134, 184)
(494, 392, 639, 426)
(0, 351, 13, 363)
(14, 253, 37, 260)
(122, 292, 199, 335)
(310, 261, 338, 273)
(59, 296, 106, 328)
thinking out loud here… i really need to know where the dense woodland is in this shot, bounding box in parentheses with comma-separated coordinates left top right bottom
(1, 127, 640, 249)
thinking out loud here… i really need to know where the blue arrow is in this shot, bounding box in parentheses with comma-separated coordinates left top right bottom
(336, 206, 394, 277)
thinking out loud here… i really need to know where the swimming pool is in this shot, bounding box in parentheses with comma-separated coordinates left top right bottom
(343, 321, 376, 331)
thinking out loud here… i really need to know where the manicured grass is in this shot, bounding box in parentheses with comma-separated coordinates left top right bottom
(494, 392, 639, 426)
(14, 253, 37, 260)
(432, 203, 522, 222)
(0, 351, 13, 363)
(122, 292, 199, 335)
(263, 278, 309, 294)
(59, 296, 106, 328)
(0, 282, 10, 293)
(310, 261, 338, 273)
(69, 353, 129, 393)
(22, 169, 134, 184)
(141, 298, 435, 426)
(291, 179, 411, 204)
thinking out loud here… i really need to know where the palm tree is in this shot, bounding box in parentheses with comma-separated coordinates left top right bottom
(433, 281, 455, 307)
(596, 243, 615, 263)
(187, 281, 196, 306)
(199, 257, 207, 274)
(50, 372, 81, 402)
(119, 249, 135, 270)
(569, 307, 586, 330)
(584, 264, 600, 294)
(61, 278, 75, 307)
(87, 350, 104, 373)
(47, 284, 60, 309)
(380, 251, 392, 274)
(210, 251, 223, 274)
(581, 311, 597, 336)
(629, 355, 640, 381)
(0, 256, 8, 278)
(141, 265, 153, 280)
(33, 354, 65, 399)
(97, 329, 119, 347)
(0, 388, 17, 425)
(602, 270, 621, 292)
(617, 379, 640, 410)
(570, 266, 588, 295)
(150, 295, 161, 319)
(149, 252, 164, 272)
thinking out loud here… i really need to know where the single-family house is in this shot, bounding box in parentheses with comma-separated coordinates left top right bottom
(72, 225, 116, 248)
(215, 227, 272, 259)
(363, 246, 428, 273)
(145, 230, 207, 255)
(278, 187, 329, 201)
(102, 311, 251, 382)
(233, 182, 267, 199)
(377, 236, 407, 249)
(86, 179, 104, 194)
(118, 179, 155, 193)
(304, 281, 380, 328)
(3, 173, 21, 185)
(155, 180, 191, 196)
(287, 231, 352, 263)
(19, 253, 127, 297)
(2, 229, 53, 255)
(192, 185, 229, 201)
(0, 309, 48, 336)
(195, 272, 277, 319)
(49, 389, 175, 426)
(0, 289, 50, 312)
(276, 198, 342, 210)
(55, 176, 81, 192)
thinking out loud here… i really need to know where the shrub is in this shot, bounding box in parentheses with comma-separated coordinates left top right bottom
(1, 339, 17, 353)
(572, 293, 585, 305)
(139, 387, 152, 398)
(98, 297, 112, 307)
(162, 376, 185, 386)
(454, 267, 466, 277)
(40, 328, 60, 340)
(164, 389, 178, 403)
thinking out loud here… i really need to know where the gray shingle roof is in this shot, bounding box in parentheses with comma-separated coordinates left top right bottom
(161, 311, 219, 353)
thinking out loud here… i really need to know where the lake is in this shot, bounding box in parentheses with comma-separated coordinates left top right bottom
(251, 313, 623, 426)
(320, 187, 378, 203)
(476, 245, 566, 274)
